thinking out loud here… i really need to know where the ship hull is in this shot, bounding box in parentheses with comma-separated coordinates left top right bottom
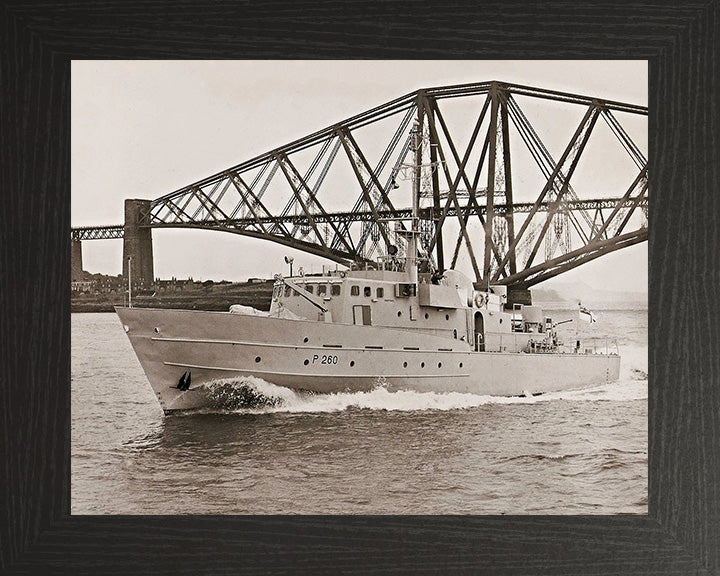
(116, 307, 621, 412)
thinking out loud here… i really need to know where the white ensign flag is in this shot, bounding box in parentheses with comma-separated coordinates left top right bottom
(579, 304, 597, 323)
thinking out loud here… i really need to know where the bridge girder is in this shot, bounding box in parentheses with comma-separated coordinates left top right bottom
(74, 81, 648, 288)
(71, 225, 124, 241)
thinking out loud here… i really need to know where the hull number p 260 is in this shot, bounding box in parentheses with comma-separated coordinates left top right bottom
(312, 354, 338, 365)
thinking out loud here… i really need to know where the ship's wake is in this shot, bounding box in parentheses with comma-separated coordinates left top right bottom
(180, 345, 647, 415)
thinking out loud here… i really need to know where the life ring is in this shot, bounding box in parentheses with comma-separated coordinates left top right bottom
(339, 271, 347, 278)
(474, 292, 486, 308)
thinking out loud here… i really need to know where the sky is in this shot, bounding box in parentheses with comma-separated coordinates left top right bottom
(72, 60, 648, 293)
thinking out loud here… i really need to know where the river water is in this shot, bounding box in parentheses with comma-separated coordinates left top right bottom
(71, 307, 647, 515)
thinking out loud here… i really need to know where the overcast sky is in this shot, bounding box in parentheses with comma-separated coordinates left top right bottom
(72, 60, 647, 293)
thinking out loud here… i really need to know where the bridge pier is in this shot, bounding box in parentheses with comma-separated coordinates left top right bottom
(71, 239, 84, 281)
(122, 199, 154, 287)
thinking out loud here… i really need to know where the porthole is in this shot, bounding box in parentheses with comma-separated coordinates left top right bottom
(255, 356, 262, 363)
(403, 361, 408, 368)
(397, 311, 402, 317)
(303, 337, 309, 343)
(153, 327, 160, 333)
(445, 314, 450, 321)
(499, 318, 503, 324)
(438, 362, 442, 368)
(424, 313, 429, 319)
(304, 359, 309, 366)
(421, 362, 425, 368)
(459, 362, 463, 368)
(350, 360, 355, 367)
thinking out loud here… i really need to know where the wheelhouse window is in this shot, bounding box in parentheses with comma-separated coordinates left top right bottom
(376, 287, 384, 298)
(364, 286, 371, 297)
(317, 284, 327, 296)
(284, 285, 291, 297)
(332, 284, 341, 296)
(351, 285, 360, 296)
(305, 284, 314, 294)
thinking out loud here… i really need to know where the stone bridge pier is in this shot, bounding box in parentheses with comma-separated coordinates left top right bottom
(71, 239, 84, 281)
(122, 199, 154, 287)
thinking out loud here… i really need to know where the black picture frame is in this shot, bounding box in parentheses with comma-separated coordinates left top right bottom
(2, 1, 718, 574)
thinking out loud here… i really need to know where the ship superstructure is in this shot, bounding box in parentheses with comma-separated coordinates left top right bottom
(271, 266, 551, 356)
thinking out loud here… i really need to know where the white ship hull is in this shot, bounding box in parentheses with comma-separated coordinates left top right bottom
(116, 307, 621, 413)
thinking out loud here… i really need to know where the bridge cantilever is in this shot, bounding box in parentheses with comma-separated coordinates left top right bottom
(71, 81, 647, 295)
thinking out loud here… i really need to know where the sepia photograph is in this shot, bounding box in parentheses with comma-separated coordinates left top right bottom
(71, 60, 648, 515)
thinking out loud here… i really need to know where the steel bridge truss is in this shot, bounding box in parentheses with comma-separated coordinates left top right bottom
(140, 81, 647, 287)
(71, 225, 124, 241)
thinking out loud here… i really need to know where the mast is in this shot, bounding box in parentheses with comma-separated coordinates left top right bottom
(407, 118, 421, 284)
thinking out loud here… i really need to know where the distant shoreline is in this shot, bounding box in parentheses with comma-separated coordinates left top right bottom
(71, 281, 275, 313)
(534, 300, 648, 311)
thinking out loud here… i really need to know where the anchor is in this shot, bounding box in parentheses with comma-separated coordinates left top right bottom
(171, 371, 192, 391)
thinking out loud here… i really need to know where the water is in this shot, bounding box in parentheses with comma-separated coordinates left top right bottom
(71, 307, 647, 514)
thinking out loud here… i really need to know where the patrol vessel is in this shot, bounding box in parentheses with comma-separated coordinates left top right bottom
(116, 124, 620, 413)
(116, 226, 620, 413)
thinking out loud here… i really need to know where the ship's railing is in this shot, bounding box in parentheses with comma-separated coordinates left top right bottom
(483, 332, 620, 355)
(569, 337, 620, 355)
(373, 254, 435, 273)
(361, 256, 406, 272)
